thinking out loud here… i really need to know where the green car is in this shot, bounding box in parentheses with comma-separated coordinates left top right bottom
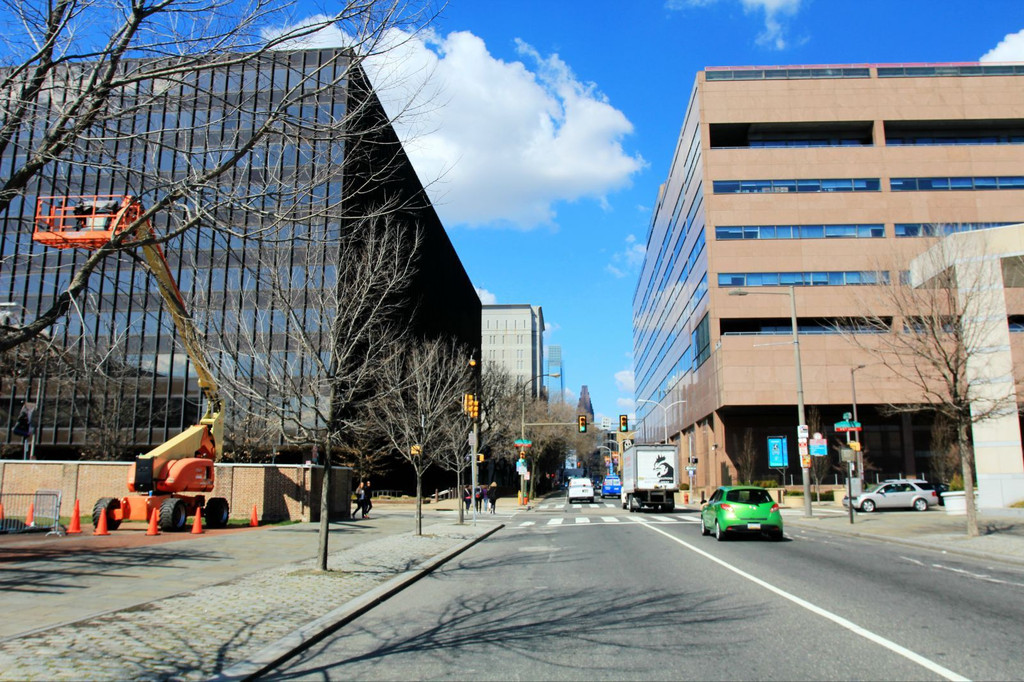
(700, 486, 784, 541)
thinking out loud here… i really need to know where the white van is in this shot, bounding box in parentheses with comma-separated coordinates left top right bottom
(567, 477, 595, 503)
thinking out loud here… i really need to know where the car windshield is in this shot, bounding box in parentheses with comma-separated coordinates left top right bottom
(865, 484, 885, 493)
(725, 489, 773, 505)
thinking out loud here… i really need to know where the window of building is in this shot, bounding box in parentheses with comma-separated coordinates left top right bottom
(716, 224, 884, 240)
(710, 121, 873, 148)
(692, 314, 711, 370)
(890, 176, 1024, 191)
(894, 222, 1018, 237)
(713, 178, 880, 194)
(885, 119, 1024, 146)
(877, 64, 1024, 78)
(718, 271, 890, 287)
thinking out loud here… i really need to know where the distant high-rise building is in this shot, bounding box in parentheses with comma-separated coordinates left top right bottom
(577, 385, 594, 421)
(546, 345, 564, 402)
(481, 304, 545, 396)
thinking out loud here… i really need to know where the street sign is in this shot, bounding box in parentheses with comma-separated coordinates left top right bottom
(685, 465, 698, 472)
(834, 420, 862, 432)
(516, 459, 527, 475)
(810, 437, 828, 457)
(601, 417, 611, 430)
(514, 438, 532, 446)
(797, 425, 809, 439)
(840, 446, 856, 462)
(767, 436, 788, 467)
(798, 440, 808, 456)
(800, 454, 812, 468)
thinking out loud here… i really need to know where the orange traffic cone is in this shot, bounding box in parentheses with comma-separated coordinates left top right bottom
(25, 502, 34, 527)
(0, 501, 5, 521)
(191, 507, 204, 534)
(93, 507, 110, 536)
(146, 508, 160, 536)
(249, 504, 259, 527)
(67, 500, 82, 534)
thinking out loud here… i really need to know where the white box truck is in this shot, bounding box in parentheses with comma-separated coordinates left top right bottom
(620, 444, 679, 512)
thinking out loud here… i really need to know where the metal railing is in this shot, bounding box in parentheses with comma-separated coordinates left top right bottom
(0, 490, 64, 535)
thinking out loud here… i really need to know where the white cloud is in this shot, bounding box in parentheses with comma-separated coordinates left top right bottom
(980, 29, 1024, 62)
(267, 19, 645, 229)
(475, 287, 497, 305)
(614, 368, 635, 393)
(617, 397, 635, 412)
(667, 0, 802, 50)
(606, 234, 646, 279)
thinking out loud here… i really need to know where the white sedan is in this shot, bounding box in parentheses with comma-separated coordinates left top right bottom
(567, 477, 595, 503)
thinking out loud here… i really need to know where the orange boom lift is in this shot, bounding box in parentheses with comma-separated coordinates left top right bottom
(35, 195, 229, 531)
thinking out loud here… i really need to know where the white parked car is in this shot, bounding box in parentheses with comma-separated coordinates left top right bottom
(567, 477, 595, 503)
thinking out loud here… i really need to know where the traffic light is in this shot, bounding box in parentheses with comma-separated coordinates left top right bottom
(577, 415, 587, 433)
(463, 393, 479, 418)
(470, 396, 479, 419)
(619, 415, 628, 432)
(477, 453, 485, 463)
(849, 441, 861, 452)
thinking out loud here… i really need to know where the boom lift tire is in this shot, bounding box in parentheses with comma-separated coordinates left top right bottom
(204, 497, 230, 528)
(92, 498, 122, 531)
(160, 498, 188, 532)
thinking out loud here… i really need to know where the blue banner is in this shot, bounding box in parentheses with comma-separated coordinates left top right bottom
(767, 436, 788, 468)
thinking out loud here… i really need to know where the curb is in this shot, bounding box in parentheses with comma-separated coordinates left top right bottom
(786, 518, 1024, 567)
(211, 523, 504, 682)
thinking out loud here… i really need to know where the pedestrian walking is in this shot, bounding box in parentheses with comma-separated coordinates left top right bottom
(463, 486, 472, 511)
(361, 481, 373, 518)
(353, 482, 365, 518)
(475, 485, 484, 512)
(488, 482, 499, 514)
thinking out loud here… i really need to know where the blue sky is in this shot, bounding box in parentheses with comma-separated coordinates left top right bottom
(291, 0, 1024, 423)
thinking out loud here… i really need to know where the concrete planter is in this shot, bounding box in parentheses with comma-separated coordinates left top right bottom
(941, 490, 978, 515)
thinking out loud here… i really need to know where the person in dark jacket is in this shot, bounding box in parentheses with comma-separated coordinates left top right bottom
(487, 482, 499, 514)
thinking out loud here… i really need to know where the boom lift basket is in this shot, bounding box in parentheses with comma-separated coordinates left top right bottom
(34, 195, 142, 249)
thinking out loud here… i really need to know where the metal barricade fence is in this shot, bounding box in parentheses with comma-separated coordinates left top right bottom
(0, 489, 64, 535)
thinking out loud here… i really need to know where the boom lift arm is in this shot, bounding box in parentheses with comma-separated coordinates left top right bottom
(34, 195, 228, 530)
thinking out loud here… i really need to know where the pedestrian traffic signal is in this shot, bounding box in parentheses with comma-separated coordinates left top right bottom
(619, 415, 628, 432)
(477, 453, 484, 463)
(577, 415, 587, 433)
(849, 441, 861, 451)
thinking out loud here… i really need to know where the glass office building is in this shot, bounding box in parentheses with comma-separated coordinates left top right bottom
(1, 49, 479, 459)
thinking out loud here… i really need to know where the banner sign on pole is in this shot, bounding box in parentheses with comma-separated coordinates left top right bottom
(767, 436, 788, 468)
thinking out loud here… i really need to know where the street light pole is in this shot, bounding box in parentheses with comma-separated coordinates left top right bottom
(731, 285, 812, 517)
(636, 398, 686, 445)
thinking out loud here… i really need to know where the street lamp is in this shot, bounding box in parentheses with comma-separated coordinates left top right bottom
(730, 285, 811, 518)
(636, 398, 686, 445)
(520, 372, 560, 506)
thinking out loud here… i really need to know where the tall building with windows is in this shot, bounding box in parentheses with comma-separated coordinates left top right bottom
(0, 49, 480, 458)
(634, 62, 1024, 498)
(481, 304, 545, 396)
(546, 344, 564, 402)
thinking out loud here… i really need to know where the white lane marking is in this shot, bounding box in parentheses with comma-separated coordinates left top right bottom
(547, 518, 564, 526)
(519, 521, 535, 527)
(900, 556, 1024, 589)
(601, 517, 620, 523)
(647, 515, 673, 522)
(589, 504, 602, 508)
(640, 522, 969, 682)
(576, 517, 591, 524)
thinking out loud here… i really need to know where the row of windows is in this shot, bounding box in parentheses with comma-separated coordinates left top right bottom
(705, 64, 1024, 81)
(717, 224, 884, 240)
(705, 67, 870, 81)
(894, 222, 1018, 237)
(890, 176, 1024, 191)
(713, 178, 880, 194)
(887, 136, 1024, 146)
(718, 271, 890, 288)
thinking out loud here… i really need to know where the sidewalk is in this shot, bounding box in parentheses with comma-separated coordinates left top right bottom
(780, 503, 1024, 565)
(0, 505, 505, 681)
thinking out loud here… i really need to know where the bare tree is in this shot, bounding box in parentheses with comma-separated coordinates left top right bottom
(844, 232, 1020, 536)
(371, 337, 472, 535)
(928, 413, 963, 486)
(0, 0, 438, 353)
(734, 428, 757, 485)
(211, 213, 420, 569)
(435, 398, 473, 524)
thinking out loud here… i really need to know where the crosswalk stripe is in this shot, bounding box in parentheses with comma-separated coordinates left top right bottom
(576, 516, 591, 524)
(520, 521, 535, 527)
(648, 515, 673, 522)
(601, 516, 619, 523)
(547, 518, 563, 526)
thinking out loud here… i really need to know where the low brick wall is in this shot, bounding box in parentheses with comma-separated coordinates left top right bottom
(0, 460, 351, 522)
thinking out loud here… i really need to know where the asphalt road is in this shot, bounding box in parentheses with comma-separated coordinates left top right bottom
(262, 493, 1024, 681)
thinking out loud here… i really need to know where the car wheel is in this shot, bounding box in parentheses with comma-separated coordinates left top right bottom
(770, 530, 784, 541)
(715, 520, 726, 541)
(700, 515, 710, 536)
(860, 499, 876, 513)
(913, 498, 928, 512)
